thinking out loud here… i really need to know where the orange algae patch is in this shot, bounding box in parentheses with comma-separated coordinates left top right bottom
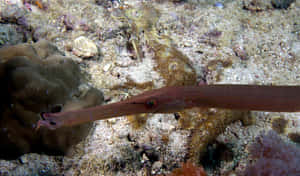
(127, 114, 149, 129)
(150, 40, 197, 86)
(157, 162, 206, 176)
(35, 0, 43, 9)
(117, 3, 197, 86)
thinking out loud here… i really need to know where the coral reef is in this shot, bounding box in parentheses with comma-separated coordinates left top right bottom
(0, 40, 104, 159)
(1, 0, 299, 175)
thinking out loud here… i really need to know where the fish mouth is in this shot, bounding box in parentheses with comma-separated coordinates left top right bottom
(36, 112, 62, 130)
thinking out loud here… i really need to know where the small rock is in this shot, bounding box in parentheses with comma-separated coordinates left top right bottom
(142, 153, 149, 163)
(214, 2, 224, 9)
(233, 45, 249, 60)
(72, 36, 98, 58)
(151, 161, 163, 174)
(103, 64, 111, 72)
(95, 0, 113, 8)
(271, 0, 295, 9)
(62, 14, 76, 31)
(1, 5, 27, 23)
(19, 155, 28, 164)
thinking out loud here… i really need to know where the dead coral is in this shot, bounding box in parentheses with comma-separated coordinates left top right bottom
(0, 40, 104, 159)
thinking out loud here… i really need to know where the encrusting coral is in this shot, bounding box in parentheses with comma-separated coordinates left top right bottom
(0, 40, 104, 159)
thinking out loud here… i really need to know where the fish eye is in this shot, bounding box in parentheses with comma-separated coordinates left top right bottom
(145, 99, 157, 109)
(50, 121, 57, 125)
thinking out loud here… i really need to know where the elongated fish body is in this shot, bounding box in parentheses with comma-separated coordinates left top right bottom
(37, 85, 300, 130)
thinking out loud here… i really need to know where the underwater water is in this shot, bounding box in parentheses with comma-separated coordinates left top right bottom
(0, 0, 299, 175)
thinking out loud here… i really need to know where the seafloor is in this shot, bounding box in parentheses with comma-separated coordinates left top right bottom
(0, 0, 299, 175)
